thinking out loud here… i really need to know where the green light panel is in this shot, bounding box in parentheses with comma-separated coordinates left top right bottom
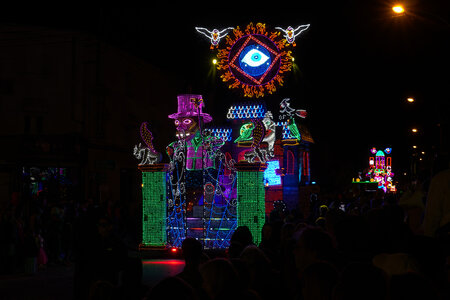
(237, 171, 266, 246)
(141, 171, 167, 247)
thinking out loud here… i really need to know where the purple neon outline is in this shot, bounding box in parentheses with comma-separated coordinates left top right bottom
(227, 34, 283, 86)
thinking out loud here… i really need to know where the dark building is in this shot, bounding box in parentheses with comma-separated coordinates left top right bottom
(0, 25, 177, 209)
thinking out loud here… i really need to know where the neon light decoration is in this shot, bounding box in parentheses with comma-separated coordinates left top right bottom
(167, 95, 222, 170)
(195, 27, 234, 49)
(264, 160, 282, 186)
(141, 170, 167, 246)
(234, 122, 255, 143)
(277, 98, 307, 143)
(279, 98, 307, 120)
(364, 147, 395, 192)
(165, 94, 238, 249)
(133, 122, 162, 165)
(198, 23, 308, 98)
(209, 128, 232, 142)
(237, 169, 266, 246)
(262, 111, 276, 158)
(227, 104, 266, 119)
(275, 25, 310, 46)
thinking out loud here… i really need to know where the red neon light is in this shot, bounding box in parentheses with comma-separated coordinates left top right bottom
(142, 259, 185, 265)
(286, 150, 294, 175)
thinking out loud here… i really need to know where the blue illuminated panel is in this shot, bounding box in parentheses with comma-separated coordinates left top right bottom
(264, 160, 282, 186)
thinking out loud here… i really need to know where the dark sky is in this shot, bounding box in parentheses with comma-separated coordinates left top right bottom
(3, 1, 450, 187)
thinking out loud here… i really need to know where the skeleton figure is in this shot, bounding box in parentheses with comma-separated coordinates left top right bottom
(195, 27, 234, 49)
(275, 24, 310, 46)
(133, 122, 162, 165)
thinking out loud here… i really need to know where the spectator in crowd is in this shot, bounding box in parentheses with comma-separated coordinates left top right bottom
(145, 276, 198, 300)
(333, 262, 387, 300)
(228, 226, 253, 259)
(423, 156, 450, 238)
(177, 237, 209, 299)
(200, 258, 259, 300)
(301, 261, 338, 300)
(293, 226, 337, 276)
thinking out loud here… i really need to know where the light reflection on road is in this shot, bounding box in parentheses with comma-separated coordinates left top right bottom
(142, 259, 185, 288)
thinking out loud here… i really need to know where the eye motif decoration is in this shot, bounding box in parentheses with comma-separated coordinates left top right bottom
(239, 45, 271, 77)
(196, 23, 310, 97)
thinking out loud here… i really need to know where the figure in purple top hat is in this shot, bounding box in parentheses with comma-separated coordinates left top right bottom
(167, 94, 223, 171)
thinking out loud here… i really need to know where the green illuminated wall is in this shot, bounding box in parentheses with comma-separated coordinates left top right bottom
(237, 169, 266, 246)
(141, 171, 167, 247)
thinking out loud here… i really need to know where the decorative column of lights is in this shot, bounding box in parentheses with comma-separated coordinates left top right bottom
(235, 161, 267, 246)
(138, 163, 169, 248)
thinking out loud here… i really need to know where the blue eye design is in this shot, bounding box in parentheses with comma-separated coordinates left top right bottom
(239, 45, 271, 77)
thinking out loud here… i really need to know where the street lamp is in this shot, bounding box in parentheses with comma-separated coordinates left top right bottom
(407, 97, 415, 103)
(411, 128, 418, 133)
(392, 4, 405, 15)
(391, 2, 450, 28)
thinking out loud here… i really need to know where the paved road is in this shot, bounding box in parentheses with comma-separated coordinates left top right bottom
(0, 259, 185, 300)
(0, 265, 74, 300)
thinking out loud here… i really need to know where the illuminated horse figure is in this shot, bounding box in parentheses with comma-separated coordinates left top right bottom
(133, 122, 162, 165)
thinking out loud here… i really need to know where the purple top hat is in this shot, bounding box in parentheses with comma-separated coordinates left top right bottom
(168, 94, 213, 123)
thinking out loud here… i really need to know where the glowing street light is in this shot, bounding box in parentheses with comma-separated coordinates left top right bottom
(392, 4, 405, 14)
(407, 97, 415, 103)
(212, 58, 218, 65)
(411, 128, 418, 133)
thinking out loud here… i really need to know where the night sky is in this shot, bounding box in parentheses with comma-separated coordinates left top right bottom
(3, 1, 450, 188)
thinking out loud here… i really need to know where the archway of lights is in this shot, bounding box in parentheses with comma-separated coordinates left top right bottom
(196, 23, 310, 98)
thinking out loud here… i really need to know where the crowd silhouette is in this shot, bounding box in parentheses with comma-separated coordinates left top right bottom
(1, 157, 449, 300)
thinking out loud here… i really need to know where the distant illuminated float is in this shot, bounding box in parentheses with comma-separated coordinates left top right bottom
(354, 147, 395, 192)
(196, 22, 310, 98)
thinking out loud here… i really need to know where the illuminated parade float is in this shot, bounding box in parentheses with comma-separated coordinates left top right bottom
(135, 23, 313, 249)
(353, 147, 395, 193)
